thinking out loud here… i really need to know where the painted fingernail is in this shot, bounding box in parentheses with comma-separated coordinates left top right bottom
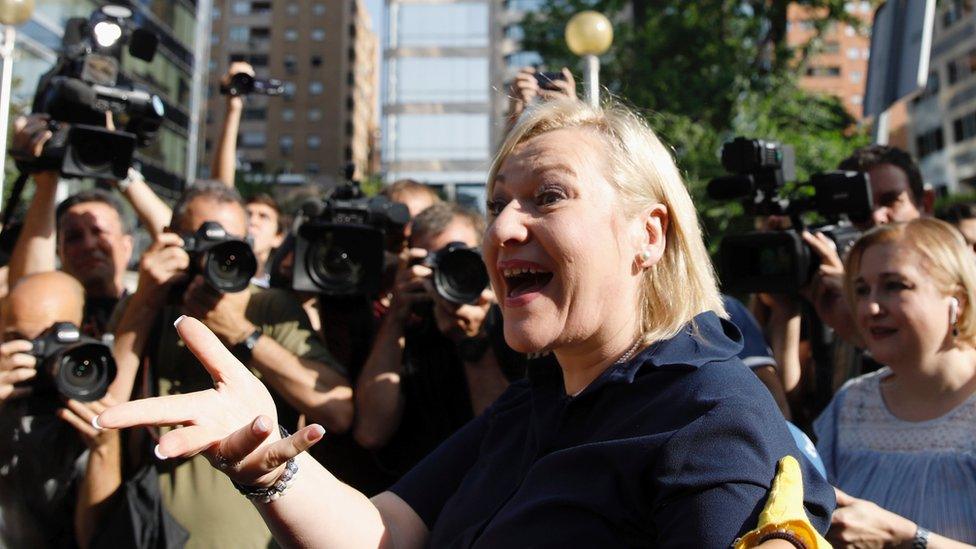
(173, 315, 187, 328)
(91, 415, 103, 431)
(308, 425, 326, 440)
(154, 444, 168, 460)
(254, 416, 270, 433)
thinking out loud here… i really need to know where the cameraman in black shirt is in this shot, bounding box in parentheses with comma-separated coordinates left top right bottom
(354, 203, 522, 479)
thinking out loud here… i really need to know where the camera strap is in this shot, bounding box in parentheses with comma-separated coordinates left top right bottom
(0, 172, 30, 232)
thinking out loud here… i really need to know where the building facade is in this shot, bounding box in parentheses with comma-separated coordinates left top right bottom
(202, 0, 379, 191)
(382, 0, 497, 208)
(13, 0, 205, 196)
(905, 0, 974, 193)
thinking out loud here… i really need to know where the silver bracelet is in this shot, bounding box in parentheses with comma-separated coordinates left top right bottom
(231, 425, 299, 503)
(912, 526, 930, 549)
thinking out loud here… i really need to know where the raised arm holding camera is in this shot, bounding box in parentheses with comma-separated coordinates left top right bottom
(210, 61, 254, 188)
(506, 66, 576, 131)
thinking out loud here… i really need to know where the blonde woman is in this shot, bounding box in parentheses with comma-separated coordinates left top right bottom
(97, 100, 832, 547)
(816, 218, 976, 547)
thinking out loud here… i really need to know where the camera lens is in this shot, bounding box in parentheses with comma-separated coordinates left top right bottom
(229, 73, 254, 96)
(434, 247, 489, 304)
(70, 137, 115, 173)
(51, 343, 116, 401)
(308, 239, 363, 293)
(205, 240, 257, 293)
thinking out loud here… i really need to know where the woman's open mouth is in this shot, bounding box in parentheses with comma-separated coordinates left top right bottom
(501, 267, 554, 302)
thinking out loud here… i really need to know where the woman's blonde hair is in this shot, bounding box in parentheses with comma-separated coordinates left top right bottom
(488, 99, 724, 343)
(843, 218, 976, 342)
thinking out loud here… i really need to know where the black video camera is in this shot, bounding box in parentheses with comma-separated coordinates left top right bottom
(708, 137, 873, 294)
(423, 242, 489, 305)
(293, 182, 409, 297)
(183, 222, 258, 294)
(14, 5, 163, 180)
(220, 73, 285, 97)
(30, 322, 117, 402)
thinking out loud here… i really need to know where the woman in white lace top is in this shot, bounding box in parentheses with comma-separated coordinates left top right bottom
(815, 218, 976, 548)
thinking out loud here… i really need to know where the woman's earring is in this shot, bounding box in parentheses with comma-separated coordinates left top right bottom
(639, 249, 652, 263)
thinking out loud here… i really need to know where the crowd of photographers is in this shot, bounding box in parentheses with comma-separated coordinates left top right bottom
(1, 44, 976, 547)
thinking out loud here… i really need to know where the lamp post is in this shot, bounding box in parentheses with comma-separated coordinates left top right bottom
(564, 10, 613, 107)
(0, 0, 33, 200)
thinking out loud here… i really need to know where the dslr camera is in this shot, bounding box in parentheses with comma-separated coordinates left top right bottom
(220, 72, 285, 97)
(30, 322, 117, 402)
(292, 181, 409, 297)
(14, 5, 164, 180)
(183, 222, 258, 294)
(708, 137, 873, 294)
(421, 242, 489, 305)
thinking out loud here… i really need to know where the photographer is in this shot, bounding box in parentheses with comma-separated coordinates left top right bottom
(106, 180, 351, 546)
(354, 203, 522, 479)
(245, 193, 285, 286)
(0, 272, 121, 548)
(7, 114, 172, 337)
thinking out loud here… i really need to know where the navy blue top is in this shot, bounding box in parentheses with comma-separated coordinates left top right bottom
(723, 295, 777, 370)
(390, 311, 834, 547)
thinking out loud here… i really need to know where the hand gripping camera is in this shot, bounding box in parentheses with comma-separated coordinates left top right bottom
(14, 5, 164, 180)
(183, 222, 258, 294)
(30, 322, 117, 402)
(708, 137, 873, 294)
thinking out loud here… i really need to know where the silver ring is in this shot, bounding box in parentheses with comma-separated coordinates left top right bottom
(215, 450, 239, 470)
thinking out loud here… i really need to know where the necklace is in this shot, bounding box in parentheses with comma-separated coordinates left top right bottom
(570, 339, 644, 397)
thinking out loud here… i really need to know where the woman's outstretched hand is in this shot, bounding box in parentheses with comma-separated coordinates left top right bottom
(96, 316, 326, 488)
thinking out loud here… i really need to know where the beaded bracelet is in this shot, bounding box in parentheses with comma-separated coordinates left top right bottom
(231, 425, 300, 503)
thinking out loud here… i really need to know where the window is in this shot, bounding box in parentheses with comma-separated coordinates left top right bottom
(847, 47, 860, 60)
(211, 35, 220, 45)
(311, 28, 325, 41)
(212, 7, 221, 19)
(309, 81, 324, 95)
(805, 66, 841, 77)
(311, 55, 323, 67)
(240, 131, 266, 148)
(250, 1, 272, 14)
(279, 135, 294, 152)
(232, 1, 250, 15)
(312, 3, 326, 15)
(850, 70, 862, 83)
(953, 111, 976, 142)
(283, 81, 296, 99)
(229, 26, 249, 42)
(307, 109, 322, 121)
(505, 25, 525, 41)
(243, 107, 266, 120)
(306, 135, 322, 149)
(506, 51, 543, 69)
(282, 108, 295, 121)
(850, 95, 862, 105)
(286, 3, 299, 15)
(820, 41, 839, 54)
(944, 0, 973, 28)
(283, 55, 297, 74)
(916, 127, 945, 158)
(306, 162, 320, 175)
(284, 28, 298, 41)
(948, 49, 976, 85)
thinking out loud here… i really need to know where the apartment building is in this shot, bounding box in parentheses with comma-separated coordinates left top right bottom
(203, 0, 379, 189)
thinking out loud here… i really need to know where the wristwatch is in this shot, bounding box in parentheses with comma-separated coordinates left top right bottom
(912, 526, 930, 549)
(232, 327, 263, 363)
(458, 334, 491, 363)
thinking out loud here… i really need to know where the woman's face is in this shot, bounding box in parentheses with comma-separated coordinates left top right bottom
(484, 128, 650, 354)
(852, 241, 955, 367)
